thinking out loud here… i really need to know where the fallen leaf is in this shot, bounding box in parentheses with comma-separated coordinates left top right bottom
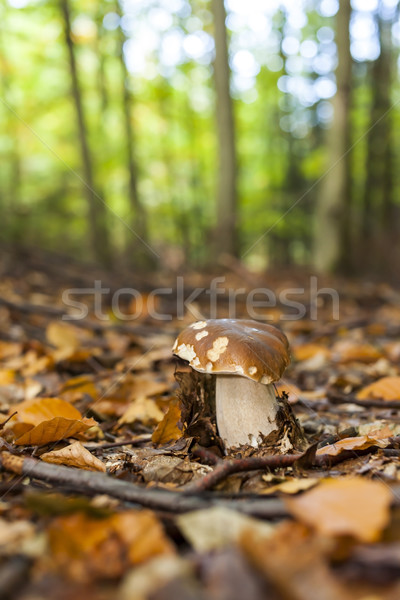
(48, 510, 175, 581)
(332, 340, 382, 364)
(41, 441, 106, 472)
(118, 397, 164, 426)
(285, 477, 392, 542)
(261, 478, 319, 495)
(152, 399, 182, 445)
(293, 344, 331, 362)
(119, 556, 193, 600)
(316, 435, 391, 457)
(46, 321, 79, 350)
(240, 521, 352, 600)
(357, 376, 400, 400)
(177, 507, 274, 552)
(9, 397, 96, 445)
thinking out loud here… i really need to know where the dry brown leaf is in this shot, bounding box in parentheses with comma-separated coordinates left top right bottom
(357, 376, 400, 400)
(118, 397, 164, 426)
(46, 321, 79, 350)
(285, 477, 392, 542)
(274, 381, 302, 404)
(152, 399, 182, 445)
(293, 344, 331, 362)
(240, 521, 352, 600)
(9, 397, 97, 446)
(41, 441, 106, 472)
(59, 375, 98, 403)
(316, 435, 390, 457)
(332, 340, 382, 364)
(48, 510, 175, 581)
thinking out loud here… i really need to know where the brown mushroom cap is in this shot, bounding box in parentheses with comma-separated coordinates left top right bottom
(172, 319, 290, 384)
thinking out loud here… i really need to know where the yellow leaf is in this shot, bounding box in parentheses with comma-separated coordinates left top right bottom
(46, 321, 79, 350)
(41, 442, 106, 472)
(0, 369, 15, 385)
(261, 478, 319, 495)
(285, 477, 392, 542)
(152, 399, 182, 445)
(293, 344, 331, 362)
(118, 397, 164, 426)
(357, 376, 400, 400)
(316, 435, 390, 457)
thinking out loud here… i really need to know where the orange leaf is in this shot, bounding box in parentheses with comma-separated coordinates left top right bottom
(293, 344, 331, 362)
(357, 376, 400, 400)
(152, 399, 182, 445)
(316, 435, 390, 457)
(14, 416, 96, 445)
(9, 397, 97, 446)
(48, 510, 175, 581)
(332, 340, 382, 364)
(11, 397, 83, 426)
(285, 478, 392, 542)
(41, 441, 106, 472)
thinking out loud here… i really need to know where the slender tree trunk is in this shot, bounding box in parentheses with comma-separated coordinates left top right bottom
(362, 16, 394, 276)
(60, 0, 111, 265)
(211, 0, 238, 258)
(115, 2, 150, 266)
(314, 0, 352, 273)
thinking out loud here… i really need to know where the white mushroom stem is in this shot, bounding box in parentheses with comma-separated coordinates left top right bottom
(215, 375, 279, 449)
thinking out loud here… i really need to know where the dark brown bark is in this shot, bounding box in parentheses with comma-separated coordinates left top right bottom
(60, 0, 111, 265)
(211, 0, 238, 257)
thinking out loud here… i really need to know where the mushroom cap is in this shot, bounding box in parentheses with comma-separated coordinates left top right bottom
(172, 319, 290, 384)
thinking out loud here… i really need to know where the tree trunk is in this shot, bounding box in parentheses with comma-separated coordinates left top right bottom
(211, 0, 238, 258)
(116, 5, 151, 265)
(362, 15, 395, 276)
(314, 0, 352, 273)
(60, 0, 111, 265)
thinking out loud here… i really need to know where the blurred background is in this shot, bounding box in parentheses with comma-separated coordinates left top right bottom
(1, 0, 399, 280)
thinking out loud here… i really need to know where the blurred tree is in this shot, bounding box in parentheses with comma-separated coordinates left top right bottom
(362, 11, 396, 275)
(211, 0, 238, 258)
(314, 0, 352, 273)
(60, 0, 111, 265)
(116, 1, 151, 265)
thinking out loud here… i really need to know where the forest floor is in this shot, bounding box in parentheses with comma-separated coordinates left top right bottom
(0, 249, 399, 600)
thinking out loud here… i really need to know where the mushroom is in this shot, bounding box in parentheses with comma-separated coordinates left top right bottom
(172, 318, 294, 450)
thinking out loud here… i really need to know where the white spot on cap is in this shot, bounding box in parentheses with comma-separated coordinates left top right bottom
(206, 361, 213, 372)
(177, 343, 197, 363)
(234, 365, 244, 375)
(192, 356, 200, 367)
(195, 330, 208, 341)
(191, 321, 207, 330)
(261, 374, 272, 384)
(207, 336, 229, 362)
(248, 366, 257, 376)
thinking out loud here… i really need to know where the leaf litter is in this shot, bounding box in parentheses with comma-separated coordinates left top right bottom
(0, 259, 399, 599)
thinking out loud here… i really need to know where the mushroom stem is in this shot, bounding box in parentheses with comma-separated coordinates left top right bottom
(215, 375, 280, 449)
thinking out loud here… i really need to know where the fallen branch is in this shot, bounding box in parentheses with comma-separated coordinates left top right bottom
(184, 453, 304, 493)
(184, 437, 400, 493)
(0, 452, 287, 519)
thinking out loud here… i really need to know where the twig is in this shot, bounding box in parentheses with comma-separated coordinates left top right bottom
(327, 391, 400, 410)
(84, 434, 152, 452)
(183, 453, 304, 493)
(0, 452, 287, 518)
